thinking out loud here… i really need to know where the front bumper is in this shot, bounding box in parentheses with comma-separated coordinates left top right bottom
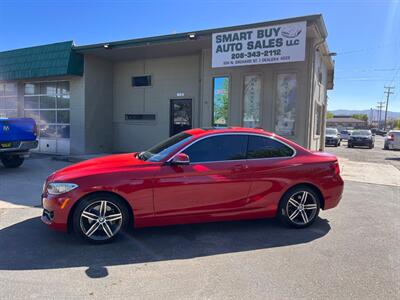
(348, 139, 372, 146)
(41, 193, 75, 232)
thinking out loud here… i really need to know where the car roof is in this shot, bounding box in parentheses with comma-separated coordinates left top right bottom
(185, 127, 274, 137)
(183, 127, 309, 154)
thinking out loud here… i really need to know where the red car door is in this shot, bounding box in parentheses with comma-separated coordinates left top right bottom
(245, 135, 297, 214)
(153, 134, 253, 217)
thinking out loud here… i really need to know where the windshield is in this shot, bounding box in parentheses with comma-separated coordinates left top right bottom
(352, 130, 371, 136)
(326, 129, 337, 135)
(137, 132, 192, 162)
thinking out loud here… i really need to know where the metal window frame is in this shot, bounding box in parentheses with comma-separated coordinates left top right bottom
(23, 81, 71, 139)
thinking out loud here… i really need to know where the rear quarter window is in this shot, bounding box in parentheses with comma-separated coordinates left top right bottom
(247, 136, 294, 159)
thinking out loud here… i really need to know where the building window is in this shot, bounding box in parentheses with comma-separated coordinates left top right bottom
(275, 73, 297, 136)
(0, 83, 18, 118)
(212, 77, 229, 127)
(24, 81, 70, 139)
(243, 74, 262, 128)
(132, 75, 152, 87)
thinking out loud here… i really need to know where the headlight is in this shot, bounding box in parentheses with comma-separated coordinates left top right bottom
(47, 182, 78, 195)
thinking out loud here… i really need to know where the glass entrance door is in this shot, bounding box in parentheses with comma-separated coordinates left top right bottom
(170, 99, 192, 136)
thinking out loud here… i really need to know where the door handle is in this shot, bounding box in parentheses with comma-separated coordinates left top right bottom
(232, 164, 247, 172)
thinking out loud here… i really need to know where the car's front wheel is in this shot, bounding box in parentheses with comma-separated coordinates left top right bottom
(1, 155, 24, 168)
(278, 186, 320, 228)
(72, 194, 130, 244)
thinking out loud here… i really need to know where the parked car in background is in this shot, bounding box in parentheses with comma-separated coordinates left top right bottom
(340, 130, 352, 141)
(371, 128, 387, 136)
(41, 127, 344, 244)
(384, 130, 400, 150)
(325, 128, 341, 147)
(348, 130, 374, 149)
(0, 117, 38, 168)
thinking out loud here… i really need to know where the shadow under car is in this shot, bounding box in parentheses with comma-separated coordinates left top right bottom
(0, 216, 331, 276)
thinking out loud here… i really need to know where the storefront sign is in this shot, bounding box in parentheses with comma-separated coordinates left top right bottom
(212, 21, 306, 68)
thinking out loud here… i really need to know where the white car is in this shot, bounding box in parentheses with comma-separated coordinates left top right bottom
(340, 130, 352, 141)
(384, 130, 400, 150)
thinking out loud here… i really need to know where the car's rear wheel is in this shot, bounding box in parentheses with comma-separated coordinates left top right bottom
(1, 155, 24, 168)
(72, 194, 129, 244)
(278, 186, 320, 228)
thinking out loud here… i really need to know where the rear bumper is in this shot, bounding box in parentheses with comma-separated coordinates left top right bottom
(325, 139, 339, 146)
(386, 141, 400, 150)
(322, 175, 344, 210)
(0, 140, 38, 154)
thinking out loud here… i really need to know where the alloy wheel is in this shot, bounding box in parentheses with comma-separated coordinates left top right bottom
(80, 200, 123, 241)
(286, 191, 318, 226)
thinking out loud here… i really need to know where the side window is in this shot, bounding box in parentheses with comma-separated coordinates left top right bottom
(247, 136, 294, 159)
(183, 135, 247, 163)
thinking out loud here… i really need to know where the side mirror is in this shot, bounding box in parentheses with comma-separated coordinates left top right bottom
(171, 153, 190, 165)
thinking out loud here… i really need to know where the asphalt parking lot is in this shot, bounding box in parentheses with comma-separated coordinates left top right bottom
(0, 142, 399, 299)
(326, 135, 400, 170)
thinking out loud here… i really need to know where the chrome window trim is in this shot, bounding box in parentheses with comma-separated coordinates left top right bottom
(167, 132, 297, 164)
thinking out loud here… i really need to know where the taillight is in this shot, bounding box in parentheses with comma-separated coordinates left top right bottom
(33, 123, 38, 137)
(331, 161, 341, 175)
(388, 134, 394, 140)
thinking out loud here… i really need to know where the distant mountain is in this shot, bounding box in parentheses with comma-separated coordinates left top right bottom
(329, 109, 400, 119)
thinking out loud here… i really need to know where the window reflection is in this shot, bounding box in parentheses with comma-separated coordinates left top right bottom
(275, 73, 297, 136)
(243, 75, 262, 128)
(213, 77, 229, 127)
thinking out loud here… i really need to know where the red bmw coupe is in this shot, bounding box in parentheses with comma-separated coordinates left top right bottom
(42, 127, 343, 243)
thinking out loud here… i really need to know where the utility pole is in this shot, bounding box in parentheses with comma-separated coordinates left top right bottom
(383, 86, 395, 130)
(376, 101, 385, 129)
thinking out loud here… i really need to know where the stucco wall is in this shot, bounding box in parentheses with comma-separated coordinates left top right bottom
(112, 54, 201, 152)
(83, 55, 113, 153)
(70, 76, 85, 154)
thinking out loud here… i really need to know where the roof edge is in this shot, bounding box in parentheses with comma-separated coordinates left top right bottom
(74, 14, 325, 52)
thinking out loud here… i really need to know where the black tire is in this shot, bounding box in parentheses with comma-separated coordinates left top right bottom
(278, 185, 321, 228)
(72, 193, 130, 244)
(1, 155, 24, 168)
(384, 144, 389, 150)
(369, 143, 374, 149)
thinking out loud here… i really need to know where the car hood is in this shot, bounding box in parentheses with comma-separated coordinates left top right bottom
(326, 134, 338, 138)
(48, 153, 154, 182)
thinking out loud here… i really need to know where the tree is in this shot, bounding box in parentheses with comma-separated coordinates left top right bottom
(394, 119, 400, 129)
(326, 111, 334, 119)
(352, 114, 368, 122)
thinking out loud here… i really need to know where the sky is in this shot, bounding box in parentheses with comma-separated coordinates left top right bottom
(0, 0, 399, 112)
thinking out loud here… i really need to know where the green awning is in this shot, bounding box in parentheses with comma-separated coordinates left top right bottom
(0, 41, 83, 81)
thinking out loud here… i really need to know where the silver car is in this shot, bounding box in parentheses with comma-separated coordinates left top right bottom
(384, 130, 400, 150)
